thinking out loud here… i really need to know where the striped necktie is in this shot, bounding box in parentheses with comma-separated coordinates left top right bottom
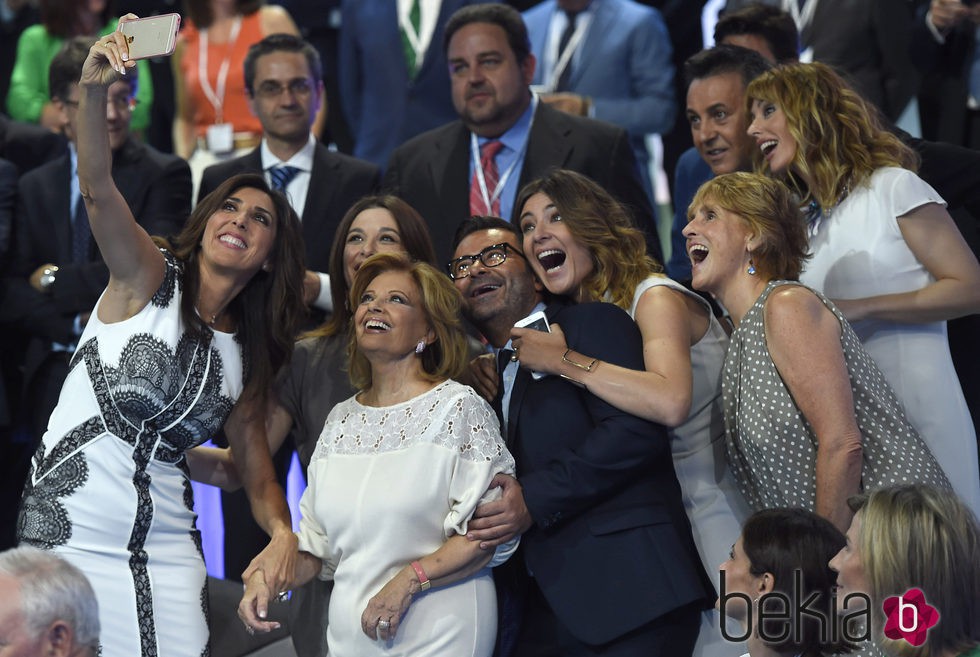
(269, 165, 301, 191)
(469, 140, 504, 216)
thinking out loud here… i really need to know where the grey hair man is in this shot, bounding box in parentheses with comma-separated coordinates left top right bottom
(0, 546, 99, 657)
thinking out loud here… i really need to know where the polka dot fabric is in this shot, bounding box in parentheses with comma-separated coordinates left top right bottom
(721, 281, 951, 512)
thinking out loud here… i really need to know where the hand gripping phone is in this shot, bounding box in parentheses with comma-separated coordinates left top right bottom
(118, 13, 181, 60)
(513, 310, 550, 380)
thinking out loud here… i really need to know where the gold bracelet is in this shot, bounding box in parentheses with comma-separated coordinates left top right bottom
(559, 373, 587, 389)
(562, 349, 598, 373)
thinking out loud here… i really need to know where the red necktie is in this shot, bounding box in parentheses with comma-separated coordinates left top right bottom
(469, 140, 504, 216)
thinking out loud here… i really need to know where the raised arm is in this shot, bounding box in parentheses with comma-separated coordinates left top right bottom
(77, 26, 166, 322)
(765, 286, 863, 532)
(833, 202, 980, 323)
(171, 39, 197, 160)
(511, 285, 706, 426)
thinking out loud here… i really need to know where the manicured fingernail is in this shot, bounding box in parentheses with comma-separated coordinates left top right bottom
(259, 610, 266, 619)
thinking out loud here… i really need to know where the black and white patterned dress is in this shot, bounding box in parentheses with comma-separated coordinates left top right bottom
(18, 251, 243, 657)
(721, 280, 951, 512)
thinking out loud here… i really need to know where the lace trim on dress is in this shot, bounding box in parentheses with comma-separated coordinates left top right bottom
(312, 381, 507, 465)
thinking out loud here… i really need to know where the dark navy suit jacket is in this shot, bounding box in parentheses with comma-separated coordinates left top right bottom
(504, 299, 712, 646)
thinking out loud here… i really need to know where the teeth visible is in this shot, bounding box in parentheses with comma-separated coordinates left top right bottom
(537, 249, 566, 272)
(760, 140, 777, 155)
(688, 244, 709, 264)
(220, 235, 246, 249)
(365, 319, 390, 330)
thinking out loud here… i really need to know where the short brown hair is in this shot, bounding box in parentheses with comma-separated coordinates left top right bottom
(689, 172, 809, 281)
(347, 254, 468, 391)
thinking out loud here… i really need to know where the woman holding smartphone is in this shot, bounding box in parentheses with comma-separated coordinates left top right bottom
(17, 25, 306, 656)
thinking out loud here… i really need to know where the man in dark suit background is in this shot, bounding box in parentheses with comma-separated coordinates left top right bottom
(383, 3, 660, 265)
(199, 33, 380, 317)
(450, 216, 711, 656)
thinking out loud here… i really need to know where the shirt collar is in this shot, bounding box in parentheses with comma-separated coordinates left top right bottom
(478, 94, 537, 153)
(260, 134, 316, 172)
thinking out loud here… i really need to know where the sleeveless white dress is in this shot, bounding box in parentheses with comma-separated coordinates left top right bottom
(630, 276, 751, 657)
(18, 252, 244, 657)
(297, 380, 518, 657)
(800, 167, 980, 515)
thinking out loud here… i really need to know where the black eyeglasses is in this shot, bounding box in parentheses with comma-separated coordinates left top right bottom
(447, 242, 525, 280)
(253, 78, 314, 99)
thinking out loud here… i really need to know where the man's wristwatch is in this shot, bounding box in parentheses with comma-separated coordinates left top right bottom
(39, 265, 59, 292)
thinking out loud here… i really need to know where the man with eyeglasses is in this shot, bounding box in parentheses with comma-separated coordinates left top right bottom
(199, 33, 380, 317)
(449, 216, 711, 657)
(3, 36, 190, 462)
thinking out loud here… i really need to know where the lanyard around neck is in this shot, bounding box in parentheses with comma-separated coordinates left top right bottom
(198, 15, 243, 124)
(469, 95, 538, 214)
(783, 0, 817, 32)
(547, 16, 588, 92)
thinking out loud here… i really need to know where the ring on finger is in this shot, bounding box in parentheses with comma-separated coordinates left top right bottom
(377, 619, 391, 630)
(511, 348, 519, 362)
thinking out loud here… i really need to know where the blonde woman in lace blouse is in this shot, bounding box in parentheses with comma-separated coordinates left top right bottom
(239, 253, 518, 656)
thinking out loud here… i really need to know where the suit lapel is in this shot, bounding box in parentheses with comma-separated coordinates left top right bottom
(506, 367, 532, 448)
(572, 1, 613, 87)
(301, 146, 342, 263)
(53, 157, 73, 264)
(431, 123, 470, 227)
(513, 104, 574, 220)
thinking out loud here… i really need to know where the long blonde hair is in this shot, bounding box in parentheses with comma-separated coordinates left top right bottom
(746, 62, 918, 210)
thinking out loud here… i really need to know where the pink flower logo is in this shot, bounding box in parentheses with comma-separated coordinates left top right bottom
(882, 588, 940, 646)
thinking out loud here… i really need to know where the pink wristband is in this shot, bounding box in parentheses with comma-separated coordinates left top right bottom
(410, 560, 431, 591)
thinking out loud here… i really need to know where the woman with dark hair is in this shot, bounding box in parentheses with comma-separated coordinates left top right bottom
(831, 485, 980, 657)
(16, 33, 305, 656)
(720, 508, 854, 657)
(6, 0, 153, 131)
(240, 253, 517, 657)
(683, 171, 949, 532)
(746, 62, 980, 515)
(511, 168, 749, 657)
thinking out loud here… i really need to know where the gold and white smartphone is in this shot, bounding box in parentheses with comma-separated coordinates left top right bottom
(118, 13, 181, 60)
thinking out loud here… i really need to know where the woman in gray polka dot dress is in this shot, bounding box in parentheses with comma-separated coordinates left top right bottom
(682, 172, 950, 532)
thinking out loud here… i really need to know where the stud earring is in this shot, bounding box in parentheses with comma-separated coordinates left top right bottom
(415, 340, 426, 354)
(747, 260, 756, 276)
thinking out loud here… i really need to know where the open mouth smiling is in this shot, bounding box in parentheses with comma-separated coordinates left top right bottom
(759, 140, 777, 156)
(219, 234, 246, 249)
(364, 319, 391, 331)
(470, 282, 501, 298)
(537, 249, 566, 272)
(688, 244, 709, 264)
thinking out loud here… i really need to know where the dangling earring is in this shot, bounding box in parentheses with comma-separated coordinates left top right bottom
(747, 260, 757, 276)
(415, 340, 426, 354)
